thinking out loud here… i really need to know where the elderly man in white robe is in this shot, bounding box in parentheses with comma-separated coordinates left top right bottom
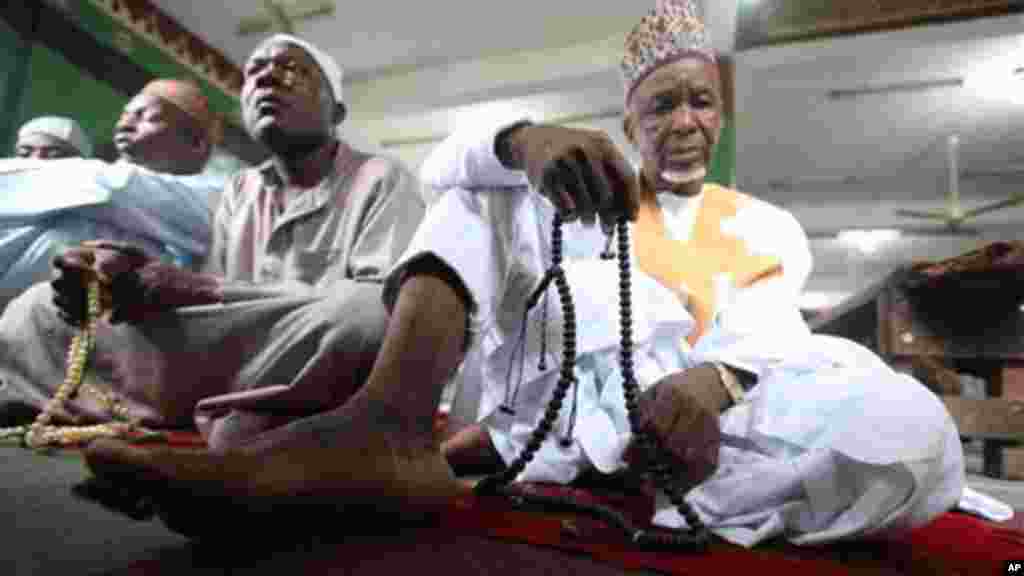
(423, 0, 969, 546)
(65, 0, 973, 549)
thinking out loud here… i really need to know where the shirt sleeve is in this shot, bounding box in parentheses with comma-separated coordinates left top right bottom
(384, 187, 517, 341)
(105, 165, 218, 257)
(0, 159, 218, 259)
(419, 117, 531, 199)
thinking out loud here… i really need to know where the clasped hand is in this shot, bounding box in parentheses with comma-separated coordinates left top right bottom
(52, 240, 151, 325)
(52, 240, 220, 326)
(624, 366, 723, 494)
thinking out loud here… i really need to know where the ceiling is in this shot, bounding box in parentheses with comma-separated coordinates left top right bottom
(144, 0, 1024, 304)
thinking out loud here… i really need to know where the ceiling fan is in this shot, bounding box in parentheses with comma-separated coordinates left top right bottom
(893, 134, 1024, 235)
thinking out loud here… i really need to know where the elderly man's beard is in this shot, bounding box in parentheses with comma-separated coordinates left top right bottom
(260, 125, 331, 161)
(661, 166, 706, 185)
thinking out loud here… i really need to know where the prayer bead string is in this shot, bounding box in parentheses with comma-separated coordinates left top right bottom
(476, 214, 710, 552)
(0, 281, 162, 449)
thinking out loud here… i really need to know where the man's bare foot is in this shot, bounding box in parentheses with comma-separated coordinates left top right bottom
(81, 396, 470, 538)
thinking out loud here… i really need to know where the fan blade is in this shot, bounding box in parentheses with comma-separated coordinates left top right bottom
(962, 195, 1024, 219)
(806, 224, 981, 239)
(894, 208, 950, 220)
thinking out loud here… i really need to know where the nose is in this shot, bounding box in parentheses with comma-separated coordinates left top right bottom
(252, 62, 288, 89)
(115, 114, 135, 135)
(26, 149, 46, 159)
(669, 104, 698, 133)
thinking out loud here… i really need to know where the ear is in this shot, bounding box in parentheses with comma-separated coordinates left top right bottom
(622, 112, 637, 147)
(333, 102, 347, 126)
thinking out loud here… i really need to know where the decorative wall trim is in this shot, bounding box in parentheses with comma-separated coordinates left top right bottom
(86, 0, 242, 97)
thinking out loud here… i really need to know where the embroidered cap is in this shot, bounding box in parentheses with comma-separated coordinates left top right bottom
(621, 0, 716, 104)
(17, 116, 93, 157)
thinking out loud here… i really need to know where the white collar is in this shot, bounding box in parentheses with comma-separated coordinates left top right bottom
(656, 190, 704, 243)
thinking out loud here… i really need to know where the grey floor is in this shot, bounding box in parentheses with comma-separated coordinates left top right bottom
(968, 474, 1024, 508)
(0, 446, 187, 576)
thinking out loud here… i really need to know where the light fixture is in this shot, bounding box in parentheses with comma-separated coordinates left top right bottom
(836, 228, 902, 254)
(964, 60, 1024, 104)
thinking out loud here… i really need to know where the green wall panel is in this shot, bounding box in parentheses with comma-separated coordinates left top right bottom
(0, 18, 31, 153)
(707, 115, 736, 188)
(18, 42, 126, 157)
(68, 0, 242, 123)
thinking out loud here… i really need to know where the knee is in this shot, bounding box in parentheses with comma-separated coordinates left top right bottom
(318, 283, 388, 379)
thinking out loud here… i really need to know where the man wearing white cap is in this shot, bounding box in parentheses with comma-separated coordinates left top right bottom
(14, 116, 93, 159)
(6, 35, 424, 456)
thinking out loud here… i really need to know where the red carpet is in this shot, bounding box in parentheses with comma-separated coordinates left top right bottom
(83, 430, 1024, 575)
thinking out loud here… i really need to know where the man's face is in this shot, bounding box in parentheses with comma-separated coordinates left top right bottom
(240, 41, 334, 146)
(626, 57, 723, 192)
(114, 93, 201, 174)
(14, 133, 80, 159)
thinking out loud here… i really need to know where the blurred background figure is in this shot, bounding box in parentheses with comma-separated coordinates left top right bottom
(14, 116, 92, 159)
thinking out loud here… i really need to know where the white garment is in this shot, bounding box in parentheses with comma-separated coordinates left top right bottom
(0, 158, 221, 309)
(390, 117, 969, 547)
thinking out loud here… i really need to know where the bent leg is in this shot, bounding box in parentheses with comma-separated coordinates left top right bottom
(82, 272, 471, 536)
(197, 281, 389, 450)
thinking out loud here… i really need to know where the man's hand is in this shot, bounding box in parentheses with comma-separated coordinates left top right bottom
(51, 240, 151, 326)
(504, 124, 640, 230)
(52, 240, 221, 325)
(623, 365, 724, 493)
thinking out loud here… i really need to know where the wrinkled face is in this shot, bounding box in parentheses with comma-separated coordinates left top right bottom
(625, 57, 723, 193)
(14, 133, 80, 159)
(114, 93, 203, 174)
(241, 41, 335, 146)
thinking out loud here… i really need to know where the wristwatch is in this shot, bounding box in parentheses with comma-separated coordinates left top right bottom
(711, 362, 747, 405)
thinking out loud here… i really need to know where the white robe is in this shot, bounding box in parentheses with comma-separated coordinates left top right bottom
(388, 118, 969, 547)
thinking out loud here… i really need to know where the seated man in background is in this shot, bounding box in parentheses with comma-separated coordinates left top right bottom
(0, 79, 221, 310)
(65, 0, 964, 549)
(14, 116, 93, 160)
(1, 34, 424, 447)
